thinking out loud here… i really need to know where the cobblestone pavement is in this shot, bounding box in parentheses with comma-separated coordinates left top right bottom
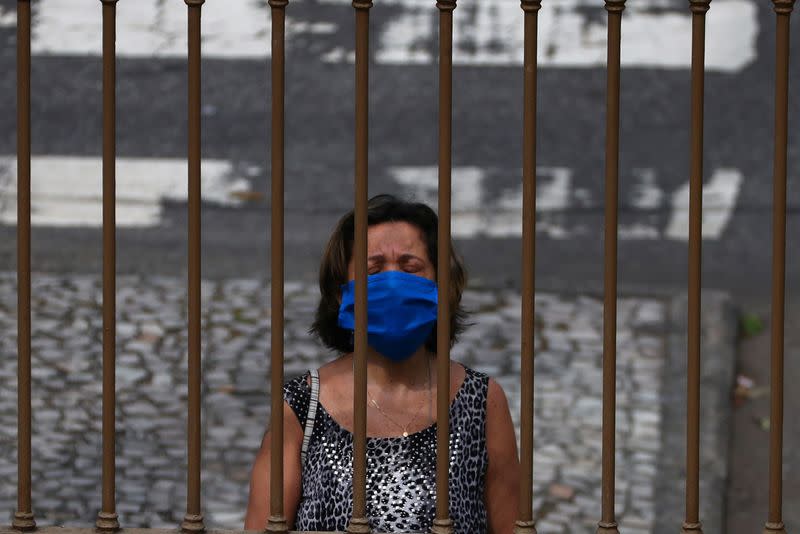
(0, 272, 725, 533)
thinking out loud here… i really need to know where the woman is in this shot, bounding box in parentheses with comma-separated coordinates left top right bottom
(245, 195, 519, 533)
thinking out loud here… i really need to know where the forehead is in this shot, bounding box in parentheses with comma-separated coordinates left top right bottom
(366, 221, 427, 254)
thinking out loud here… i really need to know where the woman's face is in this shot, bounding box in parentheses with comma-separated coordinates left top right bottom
(346, 221, 435, 282)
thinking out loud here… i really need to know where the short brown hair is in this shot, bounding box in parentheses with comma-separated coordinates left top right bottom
(310, 194, 470, 354)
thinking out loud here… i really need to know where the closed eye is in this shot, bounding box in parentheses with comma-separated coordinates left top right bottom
(400, 254, 426, 272)
(367, 256, 384, 275)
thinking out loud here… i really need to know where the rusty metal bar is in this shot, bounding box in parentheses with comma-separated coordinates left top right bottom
(96, 0, 120, 531)
(597, 1, 624, 532)
(516, 0, 541, 533)
(765, 1, 794, 532)
(266, 0, 289, 531)
(346, 0, 372, 532)
(13, 2, 35, 530)
(182, 1, 205, 532)
(431, 1, 455, 533)
(683, 1, 710, 532)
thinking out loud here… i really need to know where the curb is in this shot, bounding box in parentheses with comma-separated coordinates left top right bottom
(654, 290, 739, 533)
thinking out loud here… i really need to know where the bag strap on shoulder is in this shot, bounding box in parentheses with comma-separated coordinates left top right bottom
(301, 368, 320, 465)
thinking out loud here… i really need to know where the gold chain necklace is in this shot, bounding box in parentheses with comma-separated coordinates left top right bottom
(366, 359, 432, 437)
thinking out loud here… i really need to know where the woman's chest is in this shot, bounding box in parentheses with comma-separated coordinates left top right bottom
(303, 414, 483, 494)
(299, 424, 438, 529)
(306, 421, 438, 482)
(296, 412, 488, 532)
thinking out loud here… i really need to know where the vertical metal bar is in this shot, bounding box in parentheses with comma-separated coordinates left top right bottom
(182, 1, 205, 532)
(597, 1, 624, 533)
(764, 1, 794, 532)
(266, 0, 289, 531)
(431, 1, 455, 533)
(347, 0, 372, 532)
(13, 2, 35, 530)
(96, 1, 120, 530)
(683, 1, 710, 532)
(515, 1, 541, 533)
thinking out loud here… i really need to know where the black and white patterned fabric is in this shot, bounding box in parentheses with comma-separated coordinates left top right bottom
(282, 364, 490, 533)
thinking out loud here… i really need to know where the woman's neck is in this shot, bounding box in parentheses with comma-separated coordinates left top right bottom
(355, 347, 433, 392)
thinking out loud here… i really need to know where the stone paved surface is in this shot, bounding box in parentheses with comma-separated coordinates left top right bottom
(0, 272, 732, 533)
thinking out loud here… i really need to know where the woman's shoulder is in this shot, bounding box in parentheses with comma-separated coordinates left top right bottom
(453, 362, 515, 425)
(457, 361, 491, 389)
(283, 369, 312, 393)
(449, 361, 492, 415)
(283, 370, 313, 426)
(459, 362, 488, 378)
(459, 364, 508, 409)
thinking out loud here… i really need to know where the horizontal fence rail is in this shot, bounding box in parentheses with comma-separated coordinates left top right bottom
(5, 0, 795, 533)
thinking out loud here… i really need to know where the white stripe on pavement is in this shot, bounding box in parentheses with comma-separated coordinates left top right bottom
(0, 156, 253, 228)
(0, 0, 335, 60)
(389, 165, 742, 240)
(629, 168, 664, 210)
(371, 0, 756, 71)
(0, 0, 756, 71)
(389, 165, 578, 239)
(665, 168, 743, 240)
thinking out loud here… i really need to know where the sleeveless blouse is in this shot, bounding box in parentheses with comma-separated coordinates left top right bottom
(282, 365, 490, 533)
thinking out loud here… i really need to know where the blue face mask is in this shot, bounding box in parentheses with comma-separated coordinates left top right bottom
(338, 270, 438, 362)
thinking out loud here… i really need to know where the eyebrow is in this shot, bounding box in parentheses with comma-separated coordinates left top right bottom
(367, 253, 424, 263)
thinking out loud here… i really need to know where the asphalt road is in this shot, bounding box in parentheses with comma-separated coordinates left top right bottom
(0, 0, 797, 306)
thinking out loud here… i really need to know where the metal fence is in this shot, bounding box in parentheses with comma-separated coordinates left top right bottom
(3, 0, 796, 533)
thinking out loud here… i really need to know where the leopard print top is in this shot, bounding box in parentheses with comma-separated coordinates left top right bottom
(282, 364, 490, 533)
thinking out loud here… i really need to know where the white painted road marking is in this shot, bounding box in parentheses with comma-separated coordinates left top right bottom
(389, 165, 582, 239)
(0, 0, 757, 71)
(389, 165, 743, 240)
(629, 168, 664, 210)
(0, 1, 335, 59)
(371, 0, 756, 71)
(0, 156, 253, 228)
(0, 158, 744, 239)
(665, 168, 743, 240)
